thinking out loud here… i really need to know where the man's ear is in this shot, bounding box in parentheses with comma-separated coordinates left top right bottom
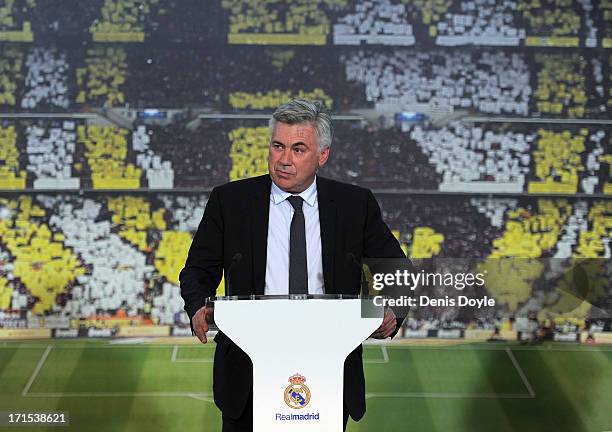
(318, 146, 330, 167)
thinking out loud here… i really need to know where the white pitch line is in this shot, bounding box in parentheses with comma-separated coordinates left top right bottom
(381, 346, 389, 363)
(3, 342, 610, 352)
(367, 344, 612, 353)
(22, 345, 52, 396)
(170, 345, 214, 363)
(505, 348, 536, 397)
(23, 391, 213, 402)
(366, 392, 534, 399)
(363, 346, 390, 364)
(0, 343, 217, 350)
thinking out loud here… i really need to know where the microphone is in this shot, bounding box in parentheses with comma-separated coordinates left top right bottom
(346, 253, 368, 297)
(225, 253, 243, 298)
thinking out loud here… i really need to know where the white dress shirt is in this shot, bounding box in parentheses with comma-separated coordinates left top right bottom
(265, 177, 325, 295)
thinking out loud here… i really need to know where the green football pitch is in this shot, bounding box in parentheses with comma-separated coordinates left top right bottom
(0, 339, 610, 432)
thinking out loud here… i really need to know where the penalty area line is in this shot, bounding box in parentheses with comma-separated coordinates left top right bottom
(505, 348, 536, 397)
(170, 344, 214, 363)
(23, 391, 213, 403)
(22, 345, 52, 396)
(366, 392, 534, 400)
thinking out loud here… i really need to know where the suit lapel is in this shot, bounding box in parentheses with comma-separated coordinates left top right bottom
(251, 175, 271, 295)
(316, 176, 337, 294)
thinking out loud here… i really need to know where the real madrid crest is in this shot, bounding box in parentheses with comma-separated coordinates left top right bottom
(284, 373, 311, 409)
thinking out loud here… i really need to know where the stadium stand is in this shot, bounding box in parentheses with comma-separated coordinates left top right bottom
(76, 47, 127, 107)
(533, 53, 587, 117)
(78, 124, 141, 189)
(528, 128, 587, 194)
(574, 200, 612, 257)
(410, 0, 452, 35)
(408, 226, 445, 258)
(107, 195, 165, 251)
(0, 195, 83, 314)
(601, 1, 612, 46)
(147, 121, 231, 188)
(221, 0, 346, 45)
(228, 126, 269, 181)
(410, 122, 531, 193)
(43, 195, 152, 319)
(0, 46, 23, 108)
(378, 195, 502, 258)
(333, 0, 415, 45)
(488, 198, 573, 258)
(89, 0, 160, 42)
(25, 119, 80, 189)
(0, 0, 34, 41)
(0, 124, 26, 189)
(132, 125, 173, 189)
(0, 0, 609, 333)
(321, 122, 440, 189)
(519, 0, 581, 46)
(229, 88, 333, 110)
(21, 46, 70, 110)
(342, 49, 530, 114)
(159, 194, 205, 233)
(435, 0, 523, 46)
(120, 46, 357, 110)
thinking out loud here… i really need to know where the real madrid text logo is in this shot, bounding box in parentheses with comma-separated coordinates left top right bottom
(284, 373, 311, 409)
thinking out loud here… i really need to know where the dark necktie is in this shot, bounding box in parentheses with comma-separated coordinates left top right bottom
(287, 196, 308, 295)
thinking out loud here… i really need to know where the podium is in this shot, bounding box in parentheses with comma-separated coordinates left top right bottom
(208, 294, 383, 432)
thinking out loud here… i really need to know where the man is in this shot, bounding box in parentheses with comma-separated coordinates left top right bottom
(180, 99, 406, 432)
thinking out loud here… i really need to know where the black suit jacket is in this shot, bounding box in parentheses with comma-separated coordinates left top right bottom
(179, 174, 406, 421)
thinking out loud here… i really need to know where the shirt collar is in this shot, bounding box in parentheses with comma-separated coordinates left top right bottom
(271, 176, 317, 208)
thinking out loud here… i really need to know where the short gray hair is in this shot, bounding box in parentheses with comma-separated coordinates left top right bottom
(269, 98, 333, 151)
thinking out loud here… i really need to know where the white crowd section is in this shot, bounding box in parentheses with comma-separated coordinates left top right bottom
(410, 122, 531, 193)
(343, 49, 530, 115)
(133, 125, 174, 189)
(26, 121, 80, 189)
(334, 0, 415, 45)
(21, 47, 70, 110)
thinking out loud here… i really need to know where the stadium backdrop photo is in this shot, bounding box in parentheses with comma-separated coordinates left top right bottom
(0, 0, 611, 431)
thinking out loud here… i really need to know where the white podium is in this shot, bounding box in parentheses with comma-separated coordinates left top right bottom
(211, 295, 383, 432)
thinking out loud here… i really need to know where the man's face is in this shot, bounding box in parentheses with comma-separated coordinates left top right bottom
(268, 122, 329, 193)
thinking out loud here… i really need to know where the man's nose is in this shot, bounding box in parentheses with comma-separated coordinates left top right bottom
(279, 148, 292, 165)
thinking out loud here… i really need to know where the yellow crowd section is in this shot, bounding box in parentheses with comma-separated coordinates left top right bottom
(491, 199, 572, 258)
(229, 126, 269, 181)
(0, 46, 23, 106)
(76, 47, 127, 106)
(155, 231, 191, 285)
(222, 0, 346, 45)
(0, 125, 26, 189)
(90, 0, 158, 42)
(107, 196, 166, 251)
(78, 124, 141, 189)
(574, 201, 612, 257)
(601, 152, 612, 194)
(409, 227, 444, 259)
(229, 89, 333, 110)
(479, 258, 543, 311)
(0, 196, 84, 314)
(519, 0, 580, 36)
(528, 129, 586, 194)
(534, 53, 586, 117)
(0, 277, 11, 309)
(481, 200, 571, 312)
(0, 0, 34, 41)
